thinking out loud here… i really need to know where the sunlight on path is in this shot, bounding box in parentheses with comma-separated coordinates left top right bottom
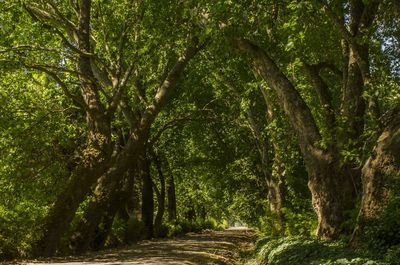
(19, 229, 255, 265)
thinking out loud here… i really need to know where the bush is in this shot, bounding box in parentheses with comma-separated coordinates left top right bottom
(163, 218, 218, 237)
(167, 223, 183, 237)
(383, 244, 400, 264)
(105, 216, 146, 247)
(0, 235, 18, 260)
(156, 223, 170, 238)
(125, 217, 146, 243)
(364, 196, 400, 254)
(217, 219, 230, 230)
(281, 208, 317, 236)
(255, 237, 386, 265)
(0, 202, 47, 259)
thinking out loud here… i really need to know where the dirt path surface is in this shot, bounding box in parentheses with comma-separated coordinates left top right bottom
(18, 228, 255, 265)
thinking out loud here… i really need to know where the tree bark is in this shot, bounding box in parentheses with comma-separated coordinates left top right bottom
(70, 145, 141, 254)
(166, 164, 177, 222)
(260, 86, 286, 228)
(237, 39, 355, 239)
(141, 154, 154, 238)
(152, 151, 166, 236)
(65, 40, 202, 253)
(32, 0, 113, 257)
(351, 112, 400, 246)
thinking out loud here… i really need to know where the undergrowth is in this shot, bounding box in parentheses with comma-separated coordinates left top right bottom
(253, 237, 393, 265)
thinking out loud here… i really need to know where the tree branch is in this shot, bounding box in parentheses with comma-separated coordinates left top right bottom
(148, 116, 204, 147)
(139, 38, 204, 130)
(304, 63, 336, 131)
(236, 39, 321, 150)
(27, 65, 86, 109)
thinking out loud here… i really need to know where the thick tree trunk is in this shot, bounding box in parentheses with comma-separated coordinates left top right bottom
(90, 205, 119, 251)
(33, 158, 110, 257)
(68, 40, 202, 252)
(70, 138, 143, 254)
(305, 151, 356, 239)
(351, 113, 400, 245)
(72, 155, 140, 253)
(237, 39, 355, 239)
(32, 1, 113, 256)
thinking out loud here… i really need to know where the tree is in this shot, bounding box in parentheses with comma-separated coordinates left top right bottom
(2, 0, 203, 256)
(232, 0, 390, 239)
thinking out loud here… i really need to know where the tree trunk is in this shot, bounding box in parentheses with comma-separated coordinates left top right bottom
(267, 155, 286, 233)
(237, 39, 355, 239)
(305, 151, 356, 239)
(70, 138, 143, 254)
(90, 205, 118, 251)
(68, 39, 202, 252)
(33, 159, 111, 257)
(141, 154, 154, 238)
(218, 75, 286, 228)
(260, 86, 286, 229)
(152, 152, 166, 236)
(167, 170, 177, 222)
(31, 0, 113, 257)
(351, 113, 400, 246)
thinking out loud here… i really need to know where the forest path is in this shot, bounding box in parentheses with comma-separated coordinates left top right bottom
(21, 228, 255, 265)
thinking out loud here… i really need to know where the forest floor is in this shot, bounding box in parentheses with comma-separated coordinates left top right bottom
(17, 228, 256, 265)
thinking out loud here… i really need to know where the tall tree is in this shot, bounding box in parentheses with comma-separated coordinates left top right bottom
(233, 0, 383, 238)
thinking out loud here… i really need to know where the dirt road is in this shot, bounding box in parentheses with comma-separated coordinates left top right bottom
(19, 228, 255, 265)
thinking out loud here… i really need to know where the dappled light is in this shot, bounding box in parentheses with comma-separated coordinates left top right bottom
(1, 0, 399, 264)
(21, 229, 255, 265)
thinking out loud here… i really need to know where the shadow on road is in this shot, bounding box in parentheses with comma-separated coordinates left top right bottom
(20, 228, 255, 265)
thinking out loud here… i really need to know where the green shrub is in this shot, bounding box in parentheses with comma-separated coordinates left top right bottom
(105, 216, 146, 247)
(202, 218, 217, 230)
(383, 244, 400, 264)
(217, 219, 229, 230)
(163, 218, 218, 237)
(364, 196, 400, 254)
(124, 217, 146, 243)
(0, 234, 18, 260)
(0, 202, 47, 259)
(255, 237, 386, 265)
(156, 223, 170, 238)
(179, 219, 195, 233)
(168, 223, 183, 237)
(281, 208, 317, 236)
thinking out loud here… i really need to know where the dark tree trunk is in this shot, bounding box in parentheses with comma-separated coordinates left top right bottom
(67, 39, 203, 253)
(141, 154, 154, 238)
(152, 152, 166, 236)
(32, 0, 113, 257)
(185, 205, 196, 222)
(88, 165, 138, 251)
(91, 206, 118, 251)
(70, 138, 143, 254)
(33, 160, 111, 257)
(167, 171, 177, 222)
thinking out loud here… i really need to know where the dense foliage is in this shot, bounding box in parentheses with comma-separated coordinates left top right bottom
(0, 0, 399, 263)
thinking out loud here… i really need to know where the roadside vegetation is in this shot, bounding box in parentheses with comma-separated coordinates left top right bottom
(1, 1, 399, 264)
